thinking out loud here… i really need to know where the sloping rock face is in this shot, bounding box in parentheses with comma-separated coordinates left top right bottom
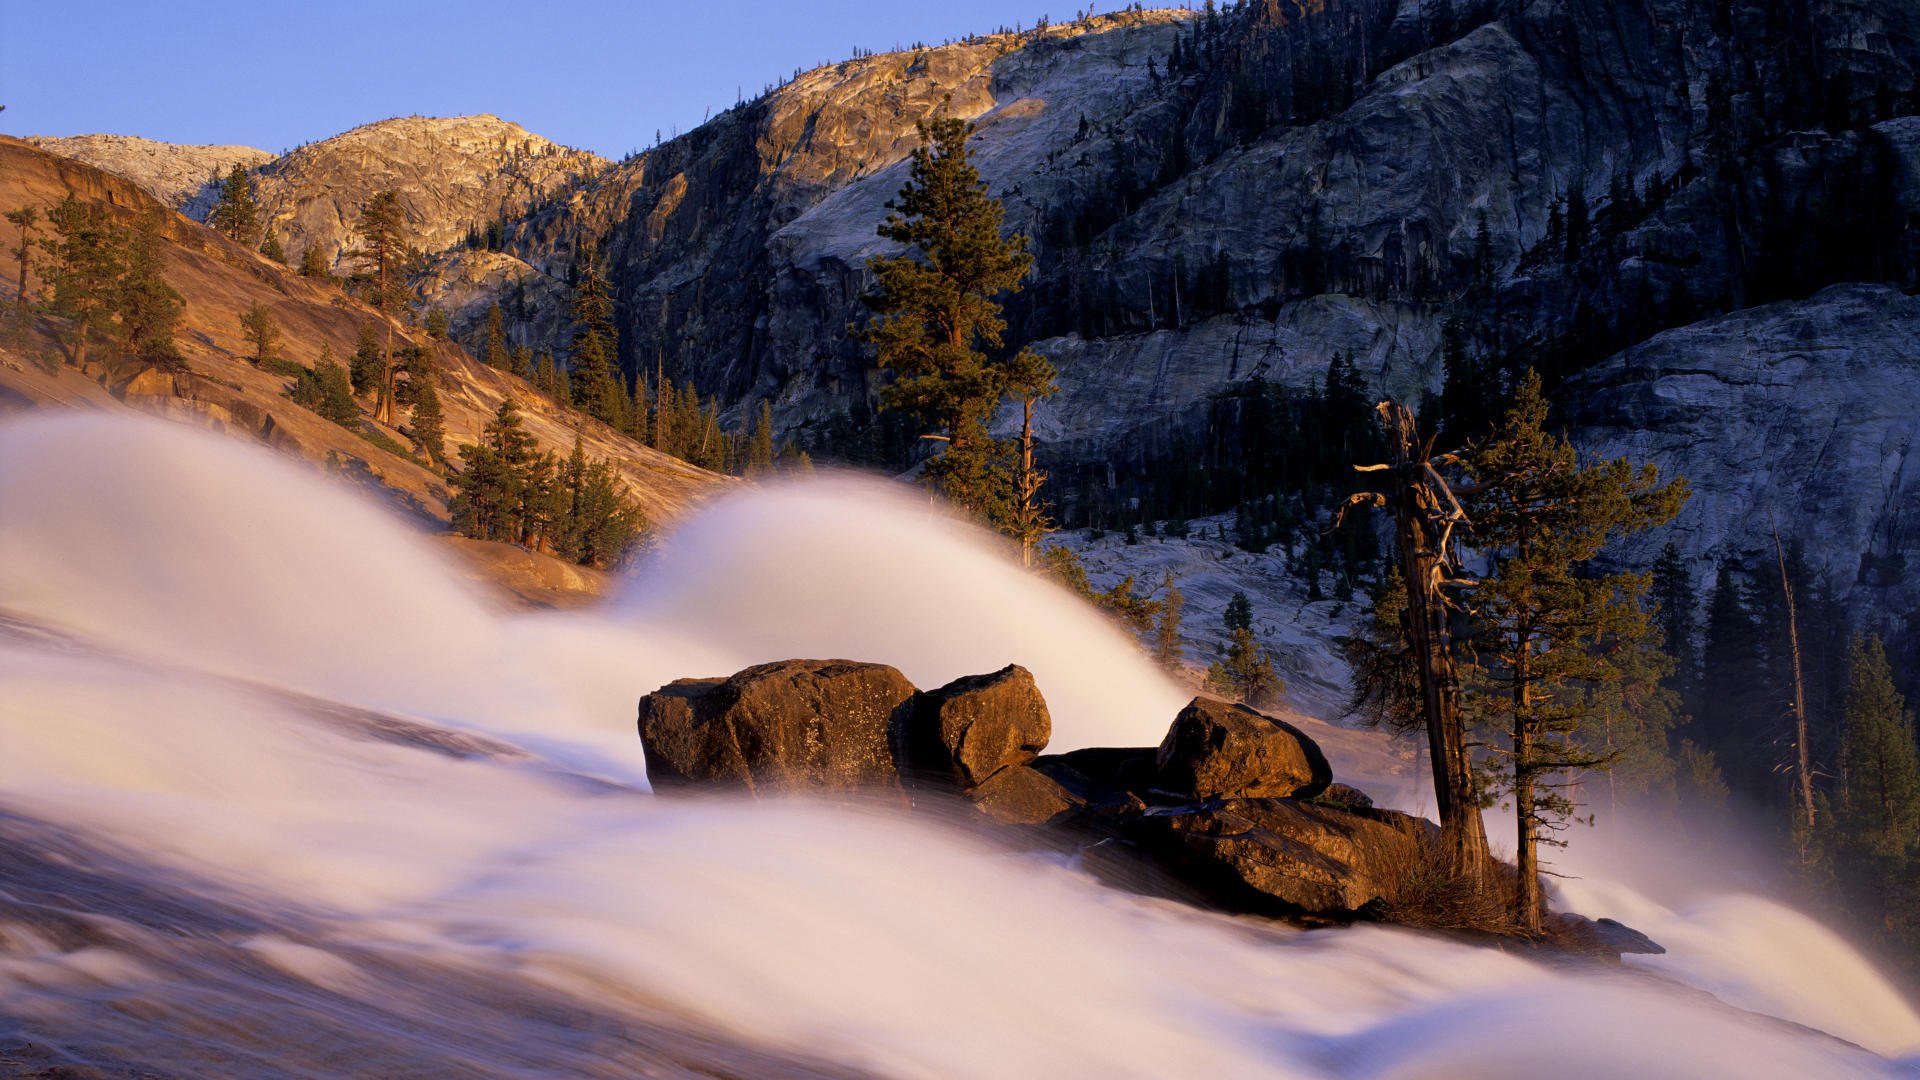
(24, 134, 274, 213)
(637, 660, 918, 793)
(1566, 284, 1920, 632)
(1156, 696, 1331, 800)
(250, 115, 607, 273)
(903, 664, 1051, 789)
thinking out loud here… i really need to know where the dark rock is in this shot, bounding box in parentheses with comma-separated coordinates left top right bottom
(904, 664, 1051, 790)
(1127, 798, 1435, 917)
(1548, 912, 1668, 960)
(637, 659, 917, 794)
(1318, 783, 1375, 810)
(1155, 697, 1332, 801)
(968, 765, 1085, 827)
(1030, 746, 1159, 804)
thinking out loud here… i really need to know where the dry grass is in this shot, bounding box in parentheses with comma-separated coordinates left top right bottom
(1377, 832, 1528, 936)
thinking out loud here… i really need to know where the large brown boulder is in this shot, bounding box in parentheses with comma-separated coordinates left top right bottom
(1030, 746, 1158, 807)
(1127, 798, 1434, 917)
(902, 664, 1051, 789)
(637, 659, 917, 794)
(1155, 697, 1332, 801)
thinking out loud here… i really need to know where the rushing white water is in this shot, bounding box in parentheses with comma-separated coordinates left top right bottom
(0, 412, 1916, 1078)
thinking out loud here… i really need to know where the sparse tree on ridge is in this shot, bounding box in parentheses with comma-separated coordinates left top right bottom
(350, 190, 413, 423)
(208, 163, 261, 246)
(240, 302, 280, 366)
(6, 205, 39, 327)
(44, 193, 121, 367)
(116, 211, 185, 369)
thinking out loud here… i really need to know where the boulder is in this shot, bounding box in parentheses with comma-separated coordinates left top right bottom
(637, 660, 917, 794)
(1318, 783, 1375, 811)
(1155, 697, 1332, 801)
(1127, 798, 1434, 917)
(968, 765, 1085, 827)
(904, 664, 1051, 789)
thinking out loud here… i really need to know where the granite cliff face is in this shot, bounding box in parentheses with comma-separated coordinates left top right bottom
(249, 114, 608, 273)
(23, 134, 274, 215)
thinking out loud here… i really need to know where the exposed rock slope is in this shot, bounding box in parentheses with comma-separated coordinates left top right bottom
(23, 133, 274, 214)
(0, 136, 722, 539)
(251, 115, 608, 272)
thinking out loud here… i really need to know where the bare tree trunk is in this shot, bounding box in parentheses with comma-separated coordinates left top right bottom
(1018, 396, 1041, 567)
(1774, 526, 1815, 831)
(1377, 403, 1491, 878)
(377, 321, 395, 425)
(1514, 647, 1542, 932)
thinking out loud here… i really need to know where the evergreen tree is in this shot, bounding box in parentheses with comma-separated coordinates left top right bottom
(349, 323, 383, 394)
(258, 229, 287, 264)
(6, 206, 39, 327)
(565, 252, 627, 426)
(424, 307, 449, 339)
(1153, 571, 1185, 671)
(410, 379, 446, 465)
(298, 245, 331, 280)
(1461, 370, 1688, 930)
(1214, 591, 1283, 707)
(350, 190, 412, 423)
(115, 211, 185, 369)
(451, 399, 539, 542)
(207, 164, 261, 246)
(44, 193, 122, 367)
(747, 400, 776, 476)
(311, 346, 359, 426)
(239, 302, 279, 365)
(482, 303, 509, 369)
(1697, 560, 1771, 802)
(509, 343, 534, 381)
(1838, 636, 1920, 858)
(861, 112, 1039, 517)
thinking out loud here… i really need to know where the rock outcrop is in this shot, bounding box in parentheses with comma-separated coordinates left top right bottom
(903, 664, 1051, 790)
(639, 661, 1450, 923)
(248, 115, 607, 274)
(1127, 798, 1434, 917)
(25, 133, 273, 212)
(637, 659, 918, 793)
(1155, 696, 1331, 801)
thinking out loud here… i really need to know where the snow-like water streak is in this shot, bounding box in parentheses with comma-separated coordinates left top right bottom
(0, 412, 1915, 1078)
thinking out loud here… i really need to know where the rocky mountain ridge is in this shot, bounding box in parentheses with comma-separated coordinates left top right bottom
(0, 137, 724, 589)
(22, 133, 274, 215)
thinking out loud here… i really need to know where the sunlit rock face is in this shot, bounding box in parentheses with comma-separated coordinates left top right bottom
(251, 114, 608, 273)
(24, 133, 274, 213)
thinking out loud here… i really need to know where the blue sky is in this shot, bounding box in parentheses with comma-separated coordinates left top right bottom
(1, 1, 1141, 157)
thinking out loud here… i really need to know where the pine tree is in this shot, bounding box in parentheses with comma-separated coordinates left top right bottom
(451, 399, 538, 542)
(312, 346, 359, 426)
(860, 112, 1039, 517)
(1153, 571, 1185, 671)
(6, 206, 39, 327)
(747, 400, 776, 476)
(240, 302, 279, 365)
(258, 229, 287, 264)
(115, 211, 185, 369)
(1697, 560, 1770, 801)
(1650, 542, 1699, 690)
(482, 302, 509, 369)
(1838, 636, 1920, 858)
(424, 307, 449, 339)
(350, 190, 411, 423)
(1460, 370, 1688, 930)
(1216, 591, 1283, 707)
(349, 323, 383, 394)
(565, 251, 627, 426)
(1005, 345, 1058, 564)
(410, 379, 446, 465)
(207, 164, 261, 246)
(509, 343, 534, 381)
(44, 193, 122, 366)
(298, 245, 331, 280)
